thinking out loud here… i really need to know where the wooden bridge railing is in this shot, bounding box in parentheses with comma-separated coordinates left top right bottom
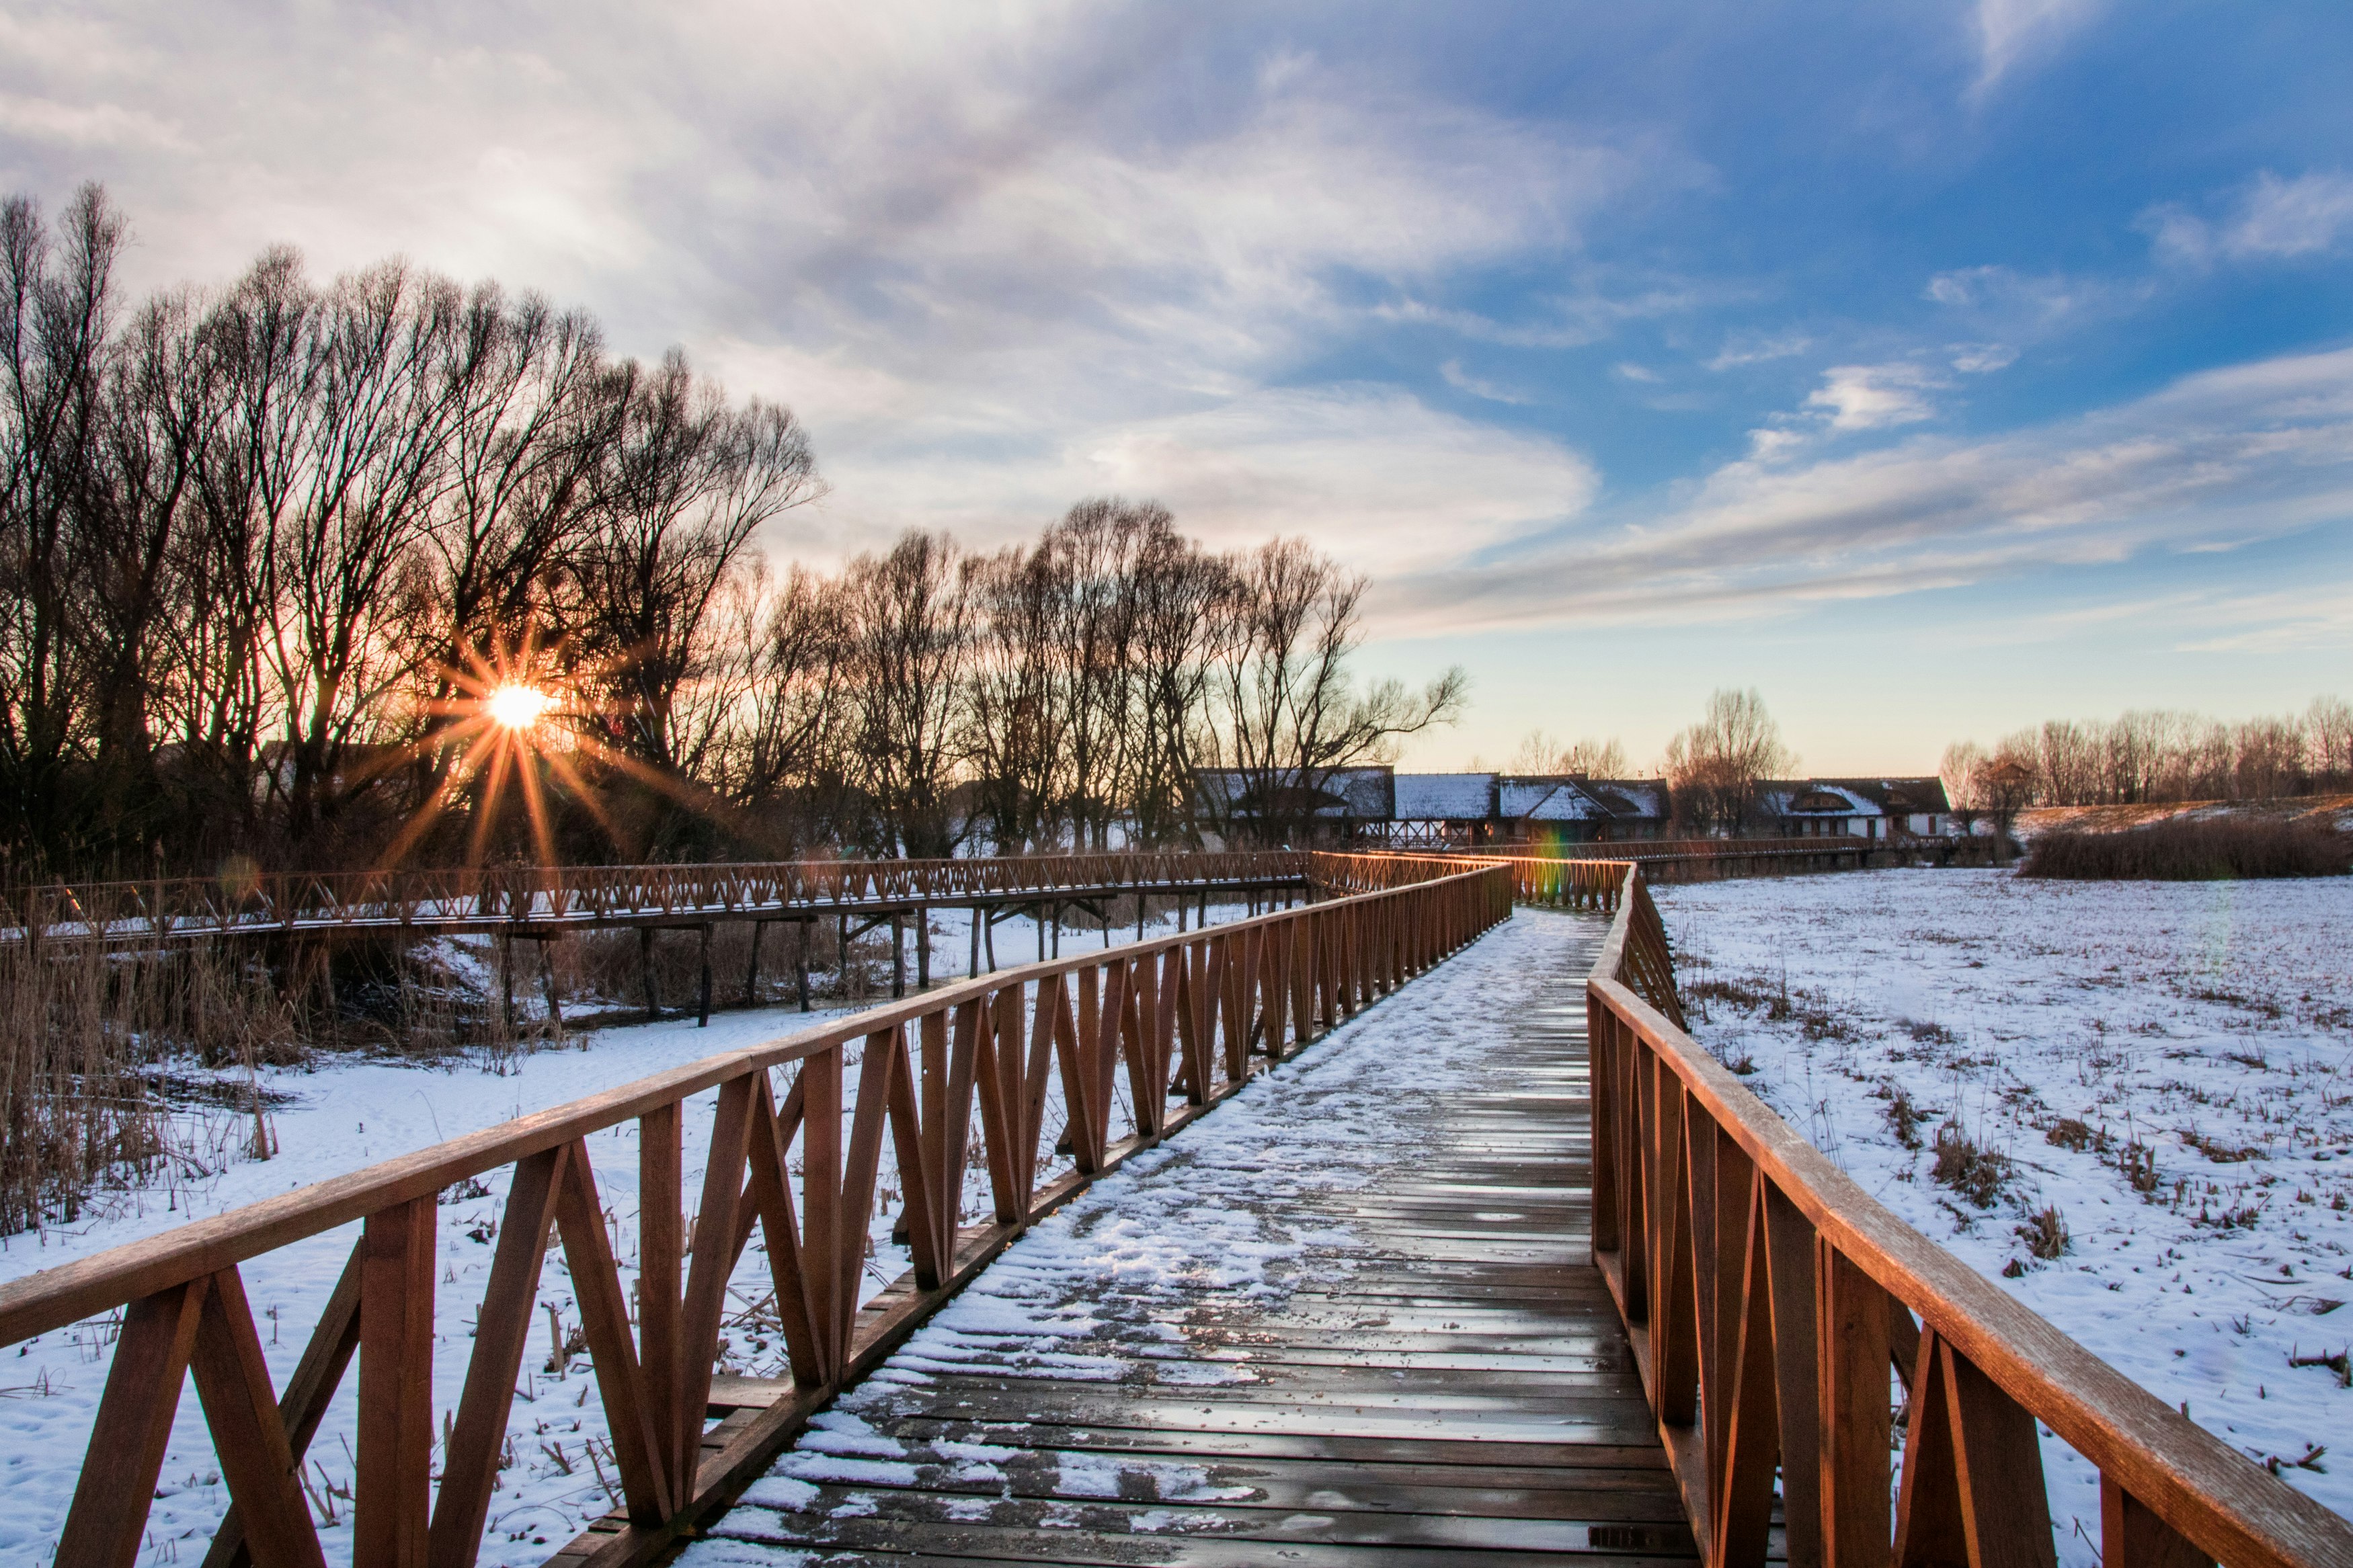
(1583, 860, 2353, 1568)
(0, 850, 1313, 947)
(0, 850, 1509, 1568)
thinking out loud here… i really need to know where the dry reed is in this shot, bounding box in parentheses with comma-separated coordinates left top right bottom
(2021, 819, 2352, 880)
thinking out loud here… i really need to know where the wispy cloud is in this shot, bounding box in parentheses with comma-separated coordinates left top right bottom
(1441, 359, 1531, 404)
(794, 382, 1599, 577)
(2141, 170, 2353, 268)
(1948, 343, 2018, 374)
(1968, 0, 2106, 101)
(1380, 343, 2353, 633)
(1704, 329, 1808, 371)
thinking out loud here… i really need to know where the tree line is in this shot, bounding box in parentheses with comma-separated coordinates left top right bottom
(1942, 698, 2353, 824)
(2, 186, 1460, 878)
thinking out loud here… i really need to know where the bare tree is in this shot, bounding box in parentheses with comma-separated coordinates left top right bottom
(2310, 696, 2353, 787)
(715, 561, 854, 852)
(574, 352, 822, 853)
(1122, 513, 1225, 847)
(1195, 538, 1465, 847)
(0, 185, 121, 860)
(1977, 753, 2036, 862)
(842, 530, 973, 858)
(1508, 729, 1627, 777)
(1939, 739, 1987, 839)
(1660, 688, 1796, 836)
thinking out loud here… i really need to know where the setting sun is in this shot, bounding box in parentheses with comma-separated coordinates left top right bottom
(485, 684, 554, 732)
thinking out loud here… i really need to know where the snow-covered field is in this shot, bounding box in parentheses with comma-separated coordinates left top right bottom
(1654, 866, 2353, 1552)
(0, 899, 1251, 1567)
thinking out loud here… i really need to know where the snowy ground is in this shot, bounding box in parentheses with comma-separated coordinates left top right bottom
(1654, 866, 2353, 1554)
(0, 898, 1257, 1567)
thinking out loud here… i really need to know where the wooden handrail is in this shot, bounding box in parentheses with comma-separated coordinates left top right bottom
(0, 850, 1511, 1568)
(1583, 860, 2353, 1568)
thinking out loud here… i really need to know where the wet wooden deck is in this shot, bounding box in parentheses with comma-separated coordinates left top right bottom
(681, 915, 1696, 1567)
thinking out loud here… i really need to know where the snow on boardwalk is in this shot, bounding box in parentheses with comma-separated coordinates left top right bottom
(1655, 866, 2353, 1557)
(678, 907, 1697, 1567)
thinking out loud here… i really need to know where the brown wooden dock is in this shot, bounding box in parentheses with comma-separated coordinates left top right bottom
(683, 913, 1700, 1566)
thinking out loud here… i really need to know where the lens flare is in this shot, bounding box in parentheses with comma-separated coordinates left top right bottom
(486, 684, 553, 732)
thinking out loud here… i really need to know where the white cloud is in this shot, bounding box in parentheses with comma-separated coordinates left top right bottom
(1704, 329, 1809, 371)
(1805, 362, 1943, 431)
(2173, 583, 2353, 653)
(2143, 171, 2353, 267)
(1440, 359, 1531, 404)
(1948, 343, 2018, 374)
(1370, 274, 1718, 351)
(799, 384, 1599, 578)
(1968, 0, 2106, 101)
(1380, 343, 2353, 634)
(1611, 362, 1661, 384)
(0, 91, 183, 151)
(1923, 263, 2095, 326)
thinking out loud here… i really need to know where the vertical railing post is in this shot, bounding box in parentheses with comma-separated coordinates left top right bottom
(355, 1196, 436, 1568)
(1819, 1247, 1892, 1568)
(637, 1102, 686, 1498)
(1589, 1000, 1620, 1256)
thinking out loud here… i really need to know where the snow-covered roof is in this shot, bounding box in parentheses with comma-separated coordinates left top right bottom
(1813, 777, 1953, 815)
(1581, 780, 1668, 820)
(1193, 766, 1394, 819)
(1498, 780, 1603, 821)
(1394, 772, 1493, 820)
(1756, 778, 1952, 819)
(1761, 783, 1881, 817)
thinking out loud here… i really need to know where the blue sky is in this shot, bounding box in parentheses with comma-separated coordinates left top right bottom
(4, 1, 2350, 772)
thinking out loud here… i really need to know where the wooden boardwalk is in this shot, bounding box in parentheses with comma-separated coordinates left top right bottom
(681, 912, 1700, 1567)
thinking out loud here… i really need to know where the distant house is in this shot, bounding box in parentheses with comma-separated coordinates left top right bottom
(1191, 766, 1395, 843)
(1291, 770, 1671, 846)
(1191, 766, 1950, 845)
(1757, 777, 1953, 840)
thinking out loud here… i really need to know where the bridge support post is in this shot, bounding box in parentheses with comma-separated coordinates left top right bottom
(539, 938, 563, 1034)
(795, 919, 811, 1012)
(916, 906, 929, 989)
(891, 913, 906, 999)
(744, 919, 764, 1007)
(639, 927, 660, 1018)
(697, 924, 713, 1027)
(969, 908, 982, 977)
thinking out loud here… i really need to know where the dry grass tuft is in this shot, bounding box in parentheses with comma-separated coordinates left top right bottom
(2017, 1204, 2071, 1260)
(1931, 1123, 2014, 1208)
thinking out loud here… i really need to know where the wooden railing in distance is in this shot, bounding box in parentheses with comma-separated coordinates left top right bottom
(1538, 835, 1894, 860)
(1585, 860, 2353, 1568)
(0, 850, 1314, 947)
(0, 850, 1510, 1568)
